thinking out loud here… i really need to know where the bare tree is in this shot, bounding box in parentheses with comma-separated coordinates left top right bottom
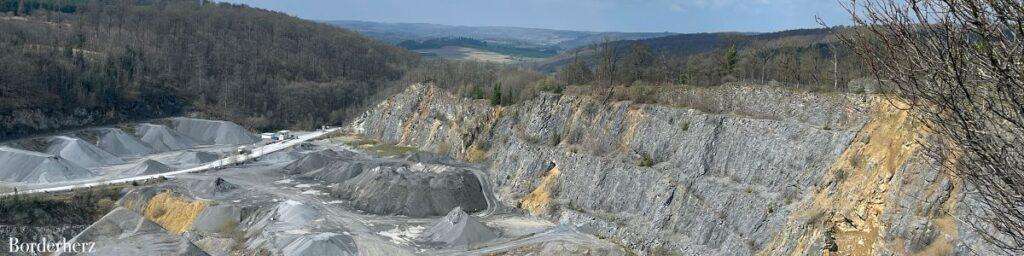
(840, 0, 1024, 254)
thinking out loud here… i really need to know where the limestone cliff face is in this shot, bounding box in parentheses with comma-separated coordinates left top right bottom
(353, 83, 976, 255)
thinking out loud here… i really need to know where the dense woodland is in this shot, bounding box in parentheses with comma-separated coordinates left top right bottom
(0, 0, 873, 140)
(421, 29, 873, 107)
(397, 37, 559, 58)
(0, 0, 415, 139)
(539, 28, 871, 93)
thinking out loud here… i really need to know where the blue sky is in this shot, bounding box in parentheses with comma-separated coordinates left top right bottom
(220, 0, 852, 33)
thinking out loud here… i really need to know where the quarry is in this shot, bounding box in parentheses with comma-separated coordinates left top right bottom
(0, 83, 1001, 255)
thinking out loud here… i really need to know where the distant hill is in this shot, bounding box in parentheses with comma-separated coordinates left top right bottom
(0, 0, 416, 139)
(539, 29, 834, 70)
(327, 20, 674, 51)
(537, 27, 869, 90)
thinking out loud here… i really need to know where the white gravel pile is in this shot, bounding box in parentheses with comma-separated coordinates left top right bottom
(60, 207, 207, 256)
(119, 159, 174, 177)
(97, 128, 155, 157)
(0, 146, 96, 183)
(282, 233, 357, 256)
(166, 150, 220, 168)
(170, 117, 259, 145)
(417, 207, 497, 249)
(136, 123, 197, 152)
(46, 136, 125, 168)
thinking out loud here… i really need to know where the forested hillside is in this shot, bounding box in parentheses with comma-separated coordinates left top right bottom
(398, 37, 558, 58)
(539, 28, 870, 92)
(0, 0, 416, 140)
(328, 20, 673, 51)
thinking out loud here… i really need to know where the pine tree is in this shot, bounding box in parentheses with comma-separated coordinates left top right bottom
(490, 84, 502, 106)
(471, 84, 485, 99)
(724, 45, 738, 75)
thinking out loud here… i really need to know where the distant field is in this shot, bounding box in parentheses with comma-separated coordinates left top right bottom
(416, 46, 541, 63)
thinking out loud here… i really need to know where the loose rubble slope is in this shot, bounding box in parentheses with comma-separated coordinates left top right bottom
(0, 146, 96, 183)
(170, 118, 260, 146)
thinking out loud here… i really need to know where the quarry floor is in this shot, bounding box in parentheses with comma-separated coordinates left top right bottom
(162, 135, 626, 255)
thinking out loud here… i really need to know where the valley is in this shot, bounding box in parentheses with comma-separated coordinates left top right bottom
(2, 0, 1021, 255)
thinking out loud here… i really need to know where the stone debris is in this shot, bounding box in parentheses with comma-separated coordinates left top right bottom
(136, 123, 198, 152)
(120, 159, 175, 177)
(417, 207, 497, 249)
(97, 128, 155, 157)
(60, 207, 208, 256)
(281, 232, 358, 256)
(165, 150, 221, 168)
(170, 117, 259, 146)
(0, 146, 96, 183)
(330, 162, 488, 217)
(46, 136, 124, 168)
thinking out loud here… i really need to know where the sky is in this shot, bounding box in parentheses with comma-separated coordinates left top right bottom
(219, 0, 853, 33)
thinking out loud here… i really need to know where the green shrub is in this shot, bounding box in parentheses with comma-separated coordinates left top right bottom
(638, 153, 654, 167)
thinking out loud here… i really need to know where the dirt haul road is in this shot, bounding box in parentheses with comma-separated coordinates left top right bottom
(1, 128, 341, 196)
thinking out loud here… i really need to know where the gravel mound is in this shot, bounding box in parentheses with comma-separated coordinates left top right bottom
(97, 128, 155, 157)
(274, 200, 321, 226)
(260, 146, 304, 162)
(241, 200, 330, 254)
(284, 149, 344, 173)
(284, 149, 366, 183)
(46, 136, 125, 168)
(136, 123, 198, 152)
(282, 233, 358, 256)
(170, 117, 259, 145)
(331, 163, 488, 217)
(186, 177, 241, 198)
(192, 204, 242, 235)
(417, 207, 497, 249)
(0, 147, 96, 183)
(61, 207, 208, 256)
(168, 150, 221, 167)
(120, 159, 175, 177)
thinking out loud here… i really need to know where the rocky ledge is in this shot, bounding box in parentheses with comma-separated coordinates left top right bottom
(352, 83, 984, 255)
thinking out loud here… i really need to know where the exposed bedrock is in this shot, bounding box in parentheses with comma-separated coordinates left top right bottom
(352, 83, 975, 255)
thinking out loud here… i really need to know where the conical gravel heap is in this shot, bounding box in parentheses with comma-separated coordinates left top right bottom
(417, 207, 497, 249)
(136, 123, 198, 152)
(0, 146, 96, 183)
(170, 117, 259, 145)
(46, 136, 124, 168)
(97, 128, 154, 157)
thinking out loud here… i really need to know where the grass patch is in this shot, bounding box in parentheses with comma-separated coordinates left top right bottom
(638, 153, 654, 167)
(0, 184, 141, 226)
(343, 137, 419, 157)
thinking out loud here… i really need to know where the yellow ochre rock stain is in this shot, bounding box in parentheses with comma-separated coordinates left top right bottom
(759, 99, 958, 256)
(521, 165, 561, 216)
(143, 191, 208, 234)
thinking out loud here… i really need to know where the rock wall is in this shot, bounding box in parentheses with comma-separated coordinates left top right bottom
(352, 83, 975, 255)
